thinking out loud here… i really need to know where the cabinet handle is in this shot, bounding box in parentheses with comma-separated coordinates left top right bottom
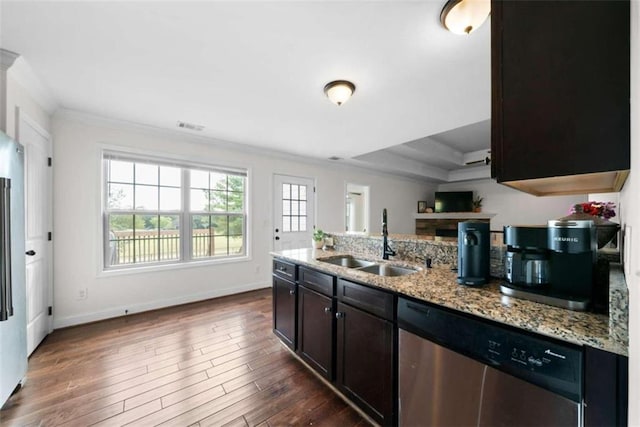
(25, 250, 36, 256)
(335, 312, 344, 319)
(324, 307, 332, 314)
(278, 266, 286, 271)
(289, 290, 295, 295)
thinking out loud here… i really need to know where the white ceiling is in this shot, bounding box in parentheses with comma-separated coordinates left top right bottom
(0, 1, 491, 180)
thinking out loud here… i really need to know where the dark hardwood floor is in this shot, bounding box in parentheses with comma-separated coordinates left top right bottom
(0, 289, 368, 426)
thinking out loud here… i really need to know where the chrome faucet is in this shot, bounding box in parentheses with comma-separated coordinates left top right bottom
(382, 208, 396, 260)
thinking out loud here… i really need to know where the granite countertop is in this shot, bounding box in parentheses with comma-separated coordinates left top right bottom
(271, 248, 628, 356)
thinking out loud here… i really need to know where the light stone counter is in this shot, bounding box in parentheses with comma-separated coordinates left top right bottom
(271, 248, 628, 356)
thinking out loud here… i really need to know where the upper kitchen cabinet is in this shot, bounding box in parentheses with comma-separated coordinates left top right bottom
(491, 0, 630, 196)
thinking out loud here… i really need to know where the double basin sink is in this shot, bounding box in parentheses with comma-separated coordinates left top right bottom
(319, 255, 418, 277)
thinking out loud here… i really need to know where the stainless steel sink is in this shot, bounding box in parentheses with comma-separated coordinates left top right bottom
(357, 264, 418, 277)
(319, 256, 376, 268)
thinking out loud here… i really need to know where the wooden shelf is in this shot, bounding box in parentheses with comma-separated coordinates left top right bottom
(414, 213, 496, 220)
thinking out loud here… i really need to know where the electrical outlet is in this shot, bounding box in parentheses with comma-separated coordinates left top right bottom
(76, 288, 88, 301)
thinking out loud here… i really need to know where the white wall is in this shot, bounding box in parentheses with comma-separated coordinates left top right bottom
(437, 179, 586, 230)
(621, 1, 639, 424)
(51, 112, 435, 327)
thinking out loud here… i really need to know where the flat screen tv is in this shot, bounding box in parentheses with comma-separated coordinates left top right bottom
(434, 191, 473, 213)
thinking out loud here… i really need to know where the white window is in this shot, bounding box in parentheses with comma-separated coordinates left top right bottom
(103, 151, 247, 270)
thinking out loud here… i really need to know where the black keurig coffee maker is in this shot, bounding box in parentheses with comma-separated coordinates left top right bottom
(457, 221, 490, 286)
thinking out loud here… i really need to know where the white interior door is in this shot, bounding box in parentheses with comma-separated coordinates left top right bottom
(273, 175, 315, 251)
(16, 108, 52, 355)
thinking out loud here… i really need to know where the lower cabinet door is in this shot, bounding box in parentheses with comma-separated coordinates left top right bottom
(336, 302, 394, 426)
(297, 285, 334, 379)
(272, 276, 296, 350)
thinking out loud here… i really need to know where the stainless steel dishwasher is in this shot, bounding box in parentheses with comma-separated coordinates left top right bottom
(398, 297, 583, 427)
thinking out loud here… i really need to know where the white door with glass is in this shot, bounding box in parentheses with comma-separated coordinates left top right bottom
(17, 109, 52, 355)
(274, 175, 315, 251)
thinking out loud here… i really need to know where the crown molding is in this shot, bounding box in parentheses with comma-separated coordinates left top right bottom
(7, 57, 59, 113)
(0, 48, 20, 71)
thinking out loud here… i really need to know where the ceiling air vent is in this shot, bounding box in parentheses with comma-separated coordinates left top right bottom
(177, 121, 204, 131)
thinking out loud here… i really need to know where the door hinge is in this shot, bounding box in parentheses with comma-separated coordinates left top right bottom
(48, 231, 52, 241)
(313, 186, 316, 193)
(48, 306, 52, 316)
(48, 157, 52, 167)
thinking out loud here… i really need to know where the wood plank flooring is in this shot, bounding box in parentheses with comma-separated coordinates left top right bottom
(0, 289, 368, 426)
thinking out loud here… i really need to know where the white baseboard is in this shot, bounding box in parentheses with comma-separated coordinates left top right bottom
(53, 281, 271, 329)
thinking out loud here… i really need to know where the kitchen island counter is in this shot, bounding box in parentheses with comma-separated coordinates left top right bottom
(271, 248, 628, 356)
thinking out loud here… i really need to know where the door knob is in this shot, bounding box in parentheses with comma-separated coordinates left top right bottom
(275, 228, 279, 232)
(335, 312, 344, 319)
(289, 290, 295, 295)
(25, 250, 36, 256)
(275, 236, 280, 240)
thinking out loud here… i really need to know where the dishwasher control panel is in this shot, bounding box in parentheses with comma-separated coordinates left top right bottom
(398, 297, 583, 402)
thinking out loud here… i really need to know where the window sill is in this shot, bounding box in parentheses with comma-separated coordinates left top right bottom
(97, 254, 252, 278)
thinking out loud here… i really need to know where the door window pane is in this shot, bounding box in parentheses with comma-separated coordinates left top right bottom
(281, 183, 308, 233)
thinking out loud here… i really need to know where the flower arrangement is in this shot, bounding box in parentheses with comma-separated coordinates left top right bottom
(570, 202, 616, 219)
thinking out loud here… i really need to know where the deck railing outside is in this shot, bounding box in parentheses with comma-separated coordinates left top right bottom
(108, 229, 241, 265)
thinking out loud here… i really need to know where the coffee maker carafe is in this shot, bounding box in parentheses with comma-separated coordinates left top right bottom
(504, 226, 550, 287)
(457, 222, 489, 286)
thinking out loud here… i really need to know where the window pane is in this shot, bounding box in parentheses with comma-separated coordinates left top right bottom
(291, 217, 299, 232)
(230, 235, 244, 255)
(134, 215, 160, 264)
(282, 184, 290, 200)
(109, 160, 133, 183)
(299, 216, 307, 232)
(291, 201, 299, 216)
(291, 185, 299, 200)
(192, 215, 212, 259)
(210, 173, 227, 191)
(158, 215, 180, 261)
(282, 216, 291, 232)
(228, 176, 244, 193)
(108, 214, 137, 266)
(213, 236, 229, 256)
(299, 201, 306, 215)
(299, 185, 307, 200)
(228, 192, 244, 213)
(282, 200, 290, 215)
(229, 216, 243, 235)
(160, 166, 181, 187)
(209, 191, 227, 212)
(108, 183, 133, 209)
(211, 215, 228, 235)
(190, 189, 209, 212)
(135, 163, 159, 186)
(160, 187, 181, 210)
(190, 169, 209, 189)
(135, 185, 159, 210)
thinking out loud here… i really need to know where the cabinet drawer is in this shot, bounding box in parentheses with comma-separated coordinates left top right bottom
(337, 279, 394, 321)
(299, 267, 335, 297)
(273, 259, 296, 281)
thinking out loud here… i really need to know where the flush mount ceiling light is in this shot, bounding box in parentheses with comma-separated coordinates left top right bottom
(440, 0, 491, 35)
(324, 80, 356, 106)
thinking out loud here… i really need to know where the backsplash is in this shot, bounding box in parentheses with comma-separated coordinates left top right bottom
(328, 233, 507, 278)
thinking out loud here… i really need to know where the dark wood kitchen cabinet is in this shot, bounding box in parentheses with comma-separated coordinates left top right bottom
(296, 267, 336, 379)
(272, 260, 297, 350)
(491, 0, 630, 195)
(335, 279, 395, 426)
